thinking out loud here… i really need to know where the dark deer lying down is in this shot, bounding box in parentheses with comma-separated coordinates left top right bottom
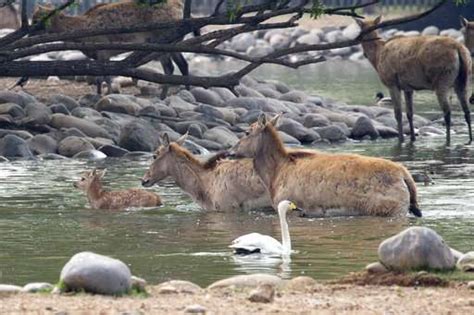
(357, 16, 472, 145)
(74, 169, 162, 210)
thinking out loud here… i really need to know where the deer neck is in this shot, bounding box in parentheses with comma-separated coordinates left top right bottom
(169, 156, 210, 206)
(86, 180, 105, 205)
(360, 32, 385, 70)
(49, 15, 85, 33)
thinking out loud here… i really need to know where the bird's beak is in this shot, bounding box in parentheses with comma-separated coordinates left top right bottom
(294, 207, 303, 212)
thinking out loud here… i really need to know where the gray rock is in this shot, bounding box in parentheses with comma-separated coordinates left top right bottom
(185, 304, 207, 314)
(131, 276, 147, 292)
(422, 26, 439, 36)
(374, 124, 399, 138)
(325, 30, 346, 43)
(0, 91, 36, 107)
(0, 284, 22, 294)
(73, 149, 107, 160)
(99, 144, 129, 157)
(0, 135, 34, 158)
(0, 129, 33, 140)
(255, 87, 281, 99)
(188, 123, 204, 138)
(236, 85, 265, 98)
(246, 45, 274, 58)
(189, 137, 224, 151)
(468, 281, 474, 290)
(296, 33, 320, 45)
(378, 227, 456, 271)
(119, 119, 159, 152)
(269, 33, 291, 49)
(58, 136, 95, 157)
(78, 94, 101, 108)
(144, 103, 177, 117)
(231, 33, 256, 52)
(49, 114, 111, 139)
(351, 116, 379, 140)
(456, 251, 474, 272)
(49, 94, 80, 111)
(210, 87, 237, 102)
(239, 109, 265, 124)
(157, 280, 202, 295)
(56, 127, 88, 140)
(91, 118, 121, 144)
(0, 103, 26, 118)
(191, 87, 224, 107)
(176, 90, 196, 103)
(279, 91, 308, 103)
(60, 251, 132, 295)
(248, 284, 275, 303)
(277, 117, 320, 143)
(313, 125, 347, 142)
(49, 103, 71, 115)
(39, 153, 68, 160)
(95, 94, 143, 116)
(203, 126, 239, 148)
(278, 131, 301, 145)
(208, 274, 282, 290)
(195, 104, 225, 120)
(166, 96, 196, 113)
(27, 134, 58, 155)
(21, 102, 52, 126)
(303, 114, 331, 128)
(22, 282, 54, 293)
(419, 126, 445, 136)
(172, 121, 207, 136)
(71, 107, 102, 120)
(228, 97, 289, 113)
(365, 262, 388, 274)
(342, 22, 361, 40)
(440, 28, 462, 38)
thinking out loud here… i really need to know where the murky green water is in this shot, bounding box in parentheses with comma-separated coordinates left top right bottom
(1, 61, 473, 287)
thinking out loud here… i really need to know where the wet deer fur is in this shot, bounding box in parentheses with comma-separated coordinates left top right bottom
(357, 16, 472, 145)
(231, 114, 422, 218)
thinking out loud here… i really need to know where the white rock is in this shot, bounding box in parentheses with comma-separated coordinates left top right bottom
(185, 304, 207, 314)
(208, 274, 282, 290)
(22, 282, 54, 293)
(365, 262, 388, 274)
(342, 23, 361, 40)
(422, 26, 439, 36)
(0, 284, 22, 294)
(457, 251, 474, 272)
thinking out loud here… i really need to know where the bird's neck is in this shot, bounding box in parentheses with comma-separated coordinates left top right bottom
(279, 209, 291, 255)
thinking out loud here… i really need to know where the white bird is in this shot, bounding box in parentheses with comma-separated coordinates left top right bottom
(229, 200, 302, 257)
(375, 92, 392, 107)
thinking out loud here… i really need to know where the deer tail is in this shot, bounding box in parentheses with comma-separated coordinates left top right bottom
(456, 46, 472, 91)
(403, 170, 422, 217)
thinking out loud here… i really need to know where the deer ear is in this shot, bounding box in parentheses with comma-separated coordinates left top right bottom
(161, 133, 170, 146)
(257, 113, 267, 126)
(374, 15, 382, 25)
(461, 16, 469, 28)
(176, 132, 188, 146)
(269, 113, 282, 126)
(98, 169, 107, 179)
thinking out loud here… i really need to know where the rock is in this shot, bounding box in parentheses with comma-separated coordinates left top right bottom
(140, 103, 176, 118)
(378, 227, 456, 271)
(422, 26, 439, 36)
(325, 30, 346, 43)
(21, 102, 52, 126)
(195, 104, 225, 120)
(278, 131, 301, 145)
(419, 126, 445, 136)
(157, 280, 202, 295)
(166, 96, 196, 113)
(190, 138, 224, 151)
(99, 144, 129, 157)
(71, 107, 102, 120)
(131, 276, 147, 292)
(375, 125, 399, 139)
(78, 94, 101, 108)
(39, 153, 68, 160)
(0, 129, 33, 140)
(440, 28, 462, 39)
(208, 274, 282, 290)
(49, 103, 71, 115)
(49, 114, 111, 139)
(60, 252, 132, 295)
(119, 119, 159, 152)
(365, 262, 389, 274)
(91, 118, 121, 144)
(255, 87, 281, 99)
(0, 284, 22, 294)
(191, 88, 224, 107)
(73, 149, 107, 160)
(58, 136, 95, 157)
(49, 94, 80, 111)
(236, 85, 265, 98)
(0, 156, 9, 162)
(468, 281, 474, 290)
(284, 276, 319, 292)
(210, 87, 237, 102)
(27, 134, 58, 155)
(231, 33, 256, 52)
(95, 94, 143, 115)
(351, 116, 379, 140)
(0, 103, 26, 118)
(279, 91, 308, 103)
(296, 33, 320, 45)
(0, 91, 35, 107)
(0, 135, 34, 159)
(269, 33, 291, 50)
(157, 285, 178, 294)
(248, 284, 274, 303)
(203, 126, 239, 148)
(184, 304, 207, 314)
(187, 123, 204, 138)
(176, 90, 196, 103)
(277, 117, 320, 143)
(22, 282, 54, 293)
(247, 45, 274, 58)
(313, 125, 347, 142)
(457, 252, 474, 272)
(303, 114, 331, 128)
(343, 22, 361, 40)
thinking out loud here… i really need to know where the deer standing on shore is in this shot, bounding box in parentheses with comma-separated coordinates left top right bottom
(74, 169, 162, 210)
(32, 0, 189, 97)
(357, 17, 472, 145)
(230, 114, 422, 218)
(141, 133, 272, 212)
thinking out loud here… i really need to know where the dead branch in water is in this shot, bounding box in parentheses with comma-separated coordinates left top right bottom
(0, 0, 448, 90)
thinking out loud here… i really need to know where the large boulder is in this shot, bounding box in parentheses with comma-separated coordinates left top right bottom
(313, 125, 347, 142)
(203, 126, 239, 148)
(351, 116, 379, 140)
(0, 91, 36, 107)
(58, 136, 95, 157)
(27, 134, 58, 155)
(0, 134, 34, 159)
(95, 94, 143, 115)
(190, 87, 224, 107)
(276, 117, 320, 143)
(457, 252, 474, 272)
(20, 102, 52, 126)
(0, 103, 26, 119)
(378, 227, 456, 271)
(60, 252, 132, 295)
(303, 114, 331, 128)
(166, 96, 196, 113)
(119, 119, 159, 152)
(71, 107, 102, 120)
(99, 144, 129, 157)
(49, 94, 80, 111)
(49, 114, 111, 139)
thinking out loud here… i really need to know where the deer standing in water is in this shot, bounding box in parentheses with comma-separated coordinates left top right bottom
(357, 16, 472, 145)
(74, 169, 162, 210)
(141, 133, 272, 212)
(461, 16, 474, 104)
(32, 0, 189, 97)
(230, 114, 422, 218)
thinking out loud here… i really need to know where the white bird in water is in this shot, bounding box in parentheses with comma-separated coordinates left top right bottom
(229, 200, 302, 257)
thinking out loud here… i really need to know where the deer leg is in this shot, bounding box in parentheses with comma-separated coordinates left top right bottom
(389, 87, 404, 143)
(435, 88, 452, 146)
(171, 53, 190, 90)
(404, 90, 416, 142)
(95, 77, 103, 95)
(160, 54, 174, 99)
(454, 84, 472, 145)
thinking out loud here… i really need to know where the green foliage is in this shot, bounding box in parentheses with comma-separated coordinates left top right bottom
(454, 0, 469, 5)
(310, 0, 325, 19)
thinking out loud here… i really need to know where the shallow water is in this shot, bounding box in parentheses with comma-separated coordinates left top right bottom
(1, 61, 473, 287)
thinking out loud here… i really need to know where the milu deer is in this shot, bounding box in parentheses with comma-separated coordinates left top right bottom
(141, 133, 272, 212)
(32, 0, 189, 97)
(74, 169, 162, 210)
(356, 16, 472, 145)
(229, 114, 422, 218)
(461, 16, 474, 104)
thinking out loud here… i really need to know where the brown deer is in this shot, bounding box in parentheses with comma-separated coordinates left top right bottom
(141, 133, 272, 212)
(74, 169, 162, 210)
(356, 16, 472, 145)
(0, 3, 19, 30)
(460, 16, 474, 104)
(32, 1, 189, 97)
(229, 114, 422, 218)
